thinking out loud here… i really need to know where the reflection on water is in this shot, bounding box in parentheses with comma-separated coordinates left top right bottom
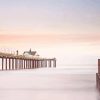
(0, 68, 99, 100)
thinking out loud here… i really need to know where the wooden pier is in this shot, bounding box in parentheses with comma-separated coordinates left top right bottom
(0, 52, 56, 71)
(96, 59, 100, 90)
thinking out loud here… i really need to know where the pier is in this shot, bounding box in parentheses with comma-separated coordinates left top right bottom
(96, 59, 100, 90)
(0, 50, 56, 70)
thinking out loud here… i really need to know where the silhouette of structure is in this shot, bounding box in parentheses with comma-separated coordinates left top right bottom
(0, 49, 56, 70)
(96, 59, 100, 90)
(23, 49, 37, 56)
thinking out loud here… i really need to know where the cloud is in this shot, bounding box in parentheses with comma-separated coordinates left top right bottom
(0, 33, 100, 46)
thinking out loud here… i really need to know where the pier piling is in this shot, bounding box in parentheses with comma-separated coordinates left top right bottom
(0, 53, 56, 71)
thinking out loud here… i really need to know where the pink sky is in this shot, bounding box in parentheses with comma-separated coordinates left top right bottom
(0, 34, 100, 45)
(0, 33, 100, 49)
(0, 34, 100, 66)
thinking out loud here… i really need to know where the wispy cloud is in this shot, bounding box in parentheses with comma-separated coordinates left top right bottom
(0, 34, 100, 45)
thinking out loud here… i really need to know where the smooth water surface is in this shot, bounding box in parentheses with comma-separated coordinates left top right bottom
(0, 68, 99, 100)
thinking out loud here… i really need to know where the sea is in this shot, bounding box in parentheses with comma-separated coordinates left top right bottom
(0, 66, 99, 100)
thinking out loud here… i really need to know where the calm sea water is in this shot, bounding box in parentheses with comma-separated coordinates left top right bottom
(0, 67, 99, 100)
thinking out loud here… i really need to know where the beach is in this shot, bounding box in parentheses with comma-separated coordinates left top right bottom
(0, 68, 99, 100)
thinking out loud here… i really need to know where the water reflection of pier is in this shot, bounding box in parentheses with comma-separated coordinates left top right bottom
(0, 53, 56, 70)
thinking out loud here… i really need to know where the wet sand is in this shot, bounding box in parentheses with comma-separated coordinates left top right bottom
(0, 68, 99, 100)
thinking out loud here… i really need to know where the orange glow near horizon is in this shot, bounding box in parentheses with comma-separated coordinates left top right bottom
(0, 34, 100, 66)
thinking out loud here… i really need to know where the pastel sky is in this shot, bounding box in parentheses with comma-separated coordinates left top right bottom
(0, 0, 100, 66)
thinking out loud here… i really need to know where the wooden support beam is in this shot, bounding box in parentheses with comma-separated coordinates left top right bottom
(29, 60, 31, 69)
(32, 60, 34, 69)
(25, 59, 27, 69)
(30, 59, 31, 69)
(38, 60, 40, 68)
(45, 60, 47, 67)
(36, 60, 38, 68)
(53, 60, 56, 68)
(5, 58, 7, 70)
(27, 60, 28, 69)
(39, 60, 41, 68)
(43, 60, 45, 67)
(26, 60, 28, 69)
(12, 59, 14, 70)
(9, 58, 11, 70)
(41, 60, 43, 67)
(96, 73, 98, 88)
(34, 60, 36, 68)
(28, 59, 30, 69)
(28, 60, 29, 69)
(2, 57, 4, 70)
(35, 60, 37, 68)
(37, 60, 38, 68)
(31, 60, 32, 69)
(33, 60, 35, 68)
(49, 60, 51, 67)
(24, 60, 25, 69)
(18, 59, 19, 70)
(22, 59, 23, 69)
(31, 59, 33, 69)
(98, 59, 100, 74)
(17, 59, 19, 69)
(20, 59, 22, 69)
(26, 60, 27, 69)
(15, 59, 17, 70)
(27, 60, 29, 69)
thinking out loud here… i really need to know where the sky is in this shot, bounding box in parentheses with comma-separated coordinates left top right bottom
(0, 0, 100, 66)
